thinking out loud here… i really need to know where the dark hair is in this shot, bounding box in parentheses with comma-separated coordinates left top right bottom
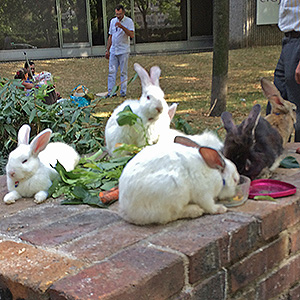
(14, 68, 28, 80)
(115, 4, 125, 11)
(24, 60, 34, 69)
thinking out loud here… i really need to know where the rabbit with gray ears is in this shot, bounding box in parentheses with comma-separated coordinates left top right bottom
(221, 104, 284, 180)
(261, 77, 297, 147)
(4, 124, 80, 204)
(105, 63, 177, 156)
(119, 133, 239, 225)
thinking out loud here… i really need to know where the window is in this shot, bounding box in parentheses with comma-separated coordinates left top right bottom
(134, 0, 187, 43)
(0, 0, 59, 50)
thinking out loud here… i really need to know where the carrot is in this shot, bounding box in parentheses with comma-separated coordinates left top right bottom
(99, 186, 119, 204)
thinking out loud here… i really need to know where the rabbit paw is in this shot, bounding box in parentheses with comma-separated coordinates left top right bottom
(180, 204, 204, 219)
(203, 203, 227, 214)
(214, 204, 227, 214)
(34, 191, 48, 204)
(3, 191, 21, 204)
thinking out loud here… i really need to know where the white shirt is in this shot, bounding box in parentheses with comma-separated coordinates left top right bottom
(109, 16, 134, 55)
(278, 0, 300, 32)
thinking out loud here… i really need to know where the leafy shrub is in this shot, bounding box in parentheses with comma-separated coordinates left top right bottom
(0, 77, 105, 174)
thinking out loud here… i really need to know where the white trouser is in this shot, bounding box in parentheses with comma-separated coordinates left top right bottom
(107, 52, 129, 95)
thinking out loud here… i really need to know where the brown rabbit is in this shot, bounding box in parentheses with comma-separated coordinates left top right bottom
(261, 77, 296, 147)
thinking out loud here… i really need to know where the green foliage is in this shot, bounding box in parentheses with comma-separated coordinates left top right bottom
(49, 149, 132, 207)
(173, 115, 195, 135)
(117, 105, 141, 126)
(280, 156, 300, 169)
(117, 105, 149, 146)
(0, 77, 105, 174)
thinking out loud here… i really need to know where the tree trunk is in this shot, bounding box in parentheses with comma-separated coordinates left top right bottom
(209, 0, 229, 116)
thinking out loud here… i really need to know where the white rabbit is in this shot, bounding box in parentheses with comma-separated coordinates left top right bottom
(118, 134, 239, 225)
(105, 63, 177, 156)
(158, 129, 224, 152)
(4, 124, 80, 204)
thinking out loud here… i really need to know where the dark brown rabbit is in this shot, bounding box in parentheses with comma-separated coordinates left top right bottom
(221, 104, 284, 180)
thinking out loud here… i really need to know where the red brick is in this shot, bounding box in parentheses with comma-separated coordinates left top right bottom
(289, 226, 300, 254)
(20, 209, 121, 246)
(171, 270, 226, 300)
(148, 212, 260, 284)
(191, 270, 226, 300)
(50, 245, 185, 300)
(226, 213, 260, 263)
(0, 202, 90, 237)
(289, 282, 300, 300)
(0, 240, 84, 299)
(229, 235, 289, 293)
(229, 289, 256, 300)
(60, 221, 162, 262)
(257, 254, 300, 299)
(233, 195, 300, 240)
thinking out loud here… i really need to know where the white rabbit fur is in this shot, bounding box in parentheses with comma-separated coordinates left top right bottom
(119, 132, 239, 225)
(4, 124, 80, 204)
(158, 129, 224, 152)
(105, 63, 177, 156)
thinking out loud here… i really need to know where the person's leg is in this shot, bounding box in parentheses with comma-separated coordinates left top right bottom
(107, 53, 118, 95)
(270, 40, 287, 115)
(119, 53, 129, 97)
(280, 38, 300, 141)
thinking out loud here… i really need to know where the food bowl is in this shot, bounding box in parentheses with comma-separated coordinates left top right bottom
(218, 175, 251, 207)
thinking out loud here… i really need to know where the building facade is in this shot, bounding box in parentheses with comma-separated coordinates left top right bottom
(0, 0, 282, 62)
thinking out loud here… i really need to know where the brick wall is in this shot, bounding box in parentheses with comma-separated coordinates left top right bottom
(0, 144, 300, 299)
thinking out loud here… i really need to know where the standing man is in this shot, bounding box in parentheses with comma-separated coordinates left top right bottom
(273, 0, 300, 141)
(105, 4, 134, 98)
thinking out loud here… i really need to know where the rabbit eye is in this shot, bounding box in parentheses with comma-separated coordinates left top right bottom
(22, 159, 28, 164)
(147, 95, 150, 100)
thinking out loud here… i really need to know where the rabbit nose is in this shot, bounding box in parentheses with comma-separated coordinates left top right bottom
(156, 107, 162, 113)
(9, 171, 15, 178)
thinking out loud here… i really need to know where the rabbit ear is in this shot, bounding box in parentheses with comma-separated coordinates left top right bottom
(134, 63, 152, 91)
(221, 111, 237, 134)
(149, 66, 161, 87)
(168, 103, 178, 120)
(174, 136, 200, 148)
(30, 129, 52, 157)
(199, 147, 225, 171)
(260, 77, 281, 98)
(18, 124, 31, 146)
(268, 94, 285, 106)
(242, 104, 261, 134)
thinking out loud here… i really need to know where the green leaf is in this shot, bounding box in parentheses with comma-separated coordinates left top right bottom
(280, 156, 300, 169)
(29, 108, 37, 123)
(71, 109, 81, 124)
(111, 85, 119, 95)
(61, 198, 84, 205)
(113, 143, 142, 155)
(127, 72, 138, 85)
(71, 185, 90, 199)
(48, 177, 62, 196)
(117, 105, 140, 126)
(253, 195, 277, 202)
(83, 194, 107, 207)
(101, 181, 118, 191)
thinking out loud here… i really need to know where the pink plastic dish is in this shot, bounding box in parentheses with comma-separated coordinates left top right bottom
(249, 179, 297, 199)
